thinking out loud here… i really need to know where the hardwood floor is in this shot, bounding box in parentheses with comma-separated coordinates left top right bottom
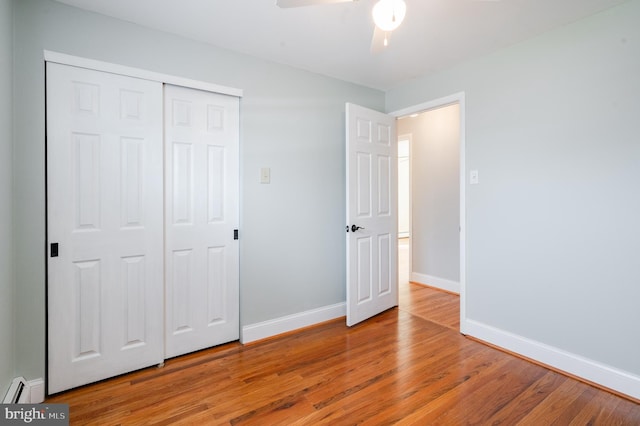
(46, 243, 640, 425)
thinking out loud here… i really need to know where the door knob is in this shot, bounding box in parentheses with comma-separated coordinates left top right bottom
(351, 225, 365, 232)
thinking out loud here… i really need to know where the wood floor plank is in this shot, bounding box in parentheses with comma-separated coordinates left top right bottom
(330, 342, 500, 425)
(484, 370, 567, 424)
(516, 379, 591, 424)
(400, 282, 460, 330)
(434, 358, 549, 424)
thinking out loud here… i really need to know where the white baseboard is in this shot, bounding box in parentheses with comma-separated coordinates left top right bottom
(411, 272, 460, 294)
(2, 377, 45, 404)
(241, 302, 346, 344)
(462, 318, 640, 401)
(28, 378, 45, 403)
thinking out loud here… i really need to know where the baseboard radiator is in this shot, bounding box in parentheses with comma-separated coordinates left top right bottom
(3, 377, 30, 404)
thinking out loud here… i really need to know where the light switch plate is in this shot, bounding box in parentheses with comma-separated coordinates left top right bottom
(470, 170, 479, 185)
(260, 167, 271, 184)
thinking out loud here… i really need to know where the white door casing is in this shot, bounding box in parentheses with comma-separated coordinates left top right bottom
(164, 84, 240, 358)
(397, 137, 411, 238)
(346, 103, 398, 327)
(47, 63, 164, 393)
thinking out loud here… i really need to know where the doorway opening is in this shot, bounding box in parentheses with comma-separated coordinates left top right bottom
(392, 93, 465, 330)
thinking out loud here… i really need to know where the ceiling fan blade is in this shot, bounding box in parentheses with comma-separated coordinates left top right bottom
(276, 0, 355, 8)
(370, 26, 388, 54)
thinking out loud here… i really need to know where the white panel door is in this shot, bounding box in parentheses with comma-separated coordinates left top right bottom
(346, 103, 398, 326)
(47, 63, 164, 393)
(164, 84, 240, 358)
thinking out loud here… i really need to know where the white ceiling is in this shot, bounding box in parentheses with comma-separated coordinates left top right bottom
(53, 0, 628, 91)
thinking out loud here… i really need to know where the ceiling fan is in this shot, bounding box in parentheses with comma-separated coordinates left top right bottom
(276, 0, 500, 53)
(276, 0, 407, 53)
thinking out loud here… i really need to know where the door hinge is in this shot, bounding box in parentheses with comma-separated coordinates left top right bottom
(234, 229, 239, 240)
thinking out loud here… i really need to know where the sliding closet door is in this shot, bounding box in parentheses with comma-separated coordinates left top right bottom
(164, 85, 240, 358)
(47, 63, 164, 393)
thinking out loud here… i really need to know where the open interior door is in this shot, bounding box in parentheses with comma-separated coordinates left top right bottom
(346, 103, 398, 327)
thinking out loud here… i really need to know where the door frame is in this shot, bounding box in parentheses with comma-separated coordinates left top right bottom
(397, 133, 413, 286)
(397, 134, 412, 240)
(389, 92, 467, 333)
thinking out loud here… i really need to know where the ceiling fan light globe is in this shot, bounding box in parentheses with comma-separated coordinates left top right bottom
(372, 0, 406, 32)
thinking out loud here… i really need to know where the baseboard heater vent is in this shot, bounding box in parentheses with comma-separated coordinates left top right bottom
(3, 377, 29, 404)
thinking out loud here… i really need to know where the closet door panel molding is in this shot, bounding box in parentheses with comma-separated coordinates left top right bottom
(47, 63, 164, 393)
(164, 84, 240, 358)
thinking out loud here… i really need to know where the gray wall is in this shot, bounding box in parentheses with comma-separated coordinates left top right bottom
(398, 104, 460, 284)
(13, 0, 383, 382)
(0, 0, 14, 398)
(387, 0, 640, 376)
